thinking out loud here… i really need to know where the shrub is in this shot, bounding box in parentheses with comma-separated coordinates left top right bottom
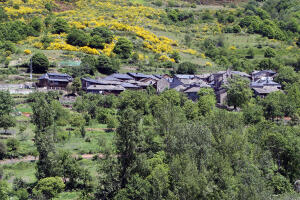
(6, 138, 19, 152)
(66, 29, 90, 47)
(31, 53, 49, 73)
(89, 35, 105, 49)
(0, 142, 6, 160)
(113, 37, 133, 59)
(33, 177, 65, 199)
(177, 62, 197, 74)
(91, 27, 113, 44)
(24, 49, 31, 55)
(52, 18, 69, 34)
(232, 25, 241, 33)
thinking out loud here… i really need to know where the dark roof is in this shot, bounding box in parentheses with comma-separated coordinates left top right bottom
(174, 74, 195, 79)
(81, 78, 122, 85)
(153, 74, 163, 79)
(232, 71, 251, 78)
(252, 70, 276, 77)
(184, 86, 202, 93)
(39, 73, 72, 81)
(251, 77, 281, 88)
(106, 73, 134, 80)
(127, 72, 151, 79)
(253, 86, 280, 94)
(87, 85, 125, 91)
(121, 82, 140, 88)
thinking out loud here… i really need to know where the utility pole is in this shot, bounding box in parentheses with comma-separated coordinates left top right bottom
(30, 57, 32, 80)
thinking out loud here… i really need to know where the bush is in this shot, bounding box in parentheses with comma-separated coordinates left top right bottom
(177, 62, 197, 74)
(15, 189, 29, 200)
(96, 54, 119, 75)
(30, 17, 43, 34)
(89, 35, 105, 49)
(6, 138, 19, 153)
(31, 53, 49, 73)
(66, 29, 90, 47)
(33, 177, 65, 199)
(113, 37, 133, 59)
(0, 142, 6, 160)
(232, 25, 241, 33)
(52, 18, 69, 34)
(91, 27, 113, 44)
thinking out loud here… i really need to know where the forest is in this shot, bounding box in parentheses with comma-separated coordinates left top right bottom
(0, 0, 299, 199)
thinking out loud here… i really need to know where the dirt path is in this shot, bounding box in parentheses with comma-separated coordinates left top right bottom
(0, 154, 105, 165)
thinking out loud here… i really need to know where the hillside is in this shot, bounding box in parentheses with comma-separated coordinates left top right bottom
(0, 0, 298, 81)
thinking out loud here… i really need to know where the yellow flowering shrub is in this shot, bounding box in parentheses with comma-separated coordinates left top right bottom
(4, 6, 43, 16)
(24, 49, 32, 55)
(79, 46, 100, 55)
(34, 42, 43, 49)
(200, 53, 206, 59)
(159, 55, 175, 63)
(181, 49, 197, 55)
(205, 62, 212, 67)
(229, 46, 236, 50)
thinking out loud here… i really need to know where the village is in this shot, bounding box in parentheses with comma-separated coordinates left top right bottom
(0, 69, 281, 106)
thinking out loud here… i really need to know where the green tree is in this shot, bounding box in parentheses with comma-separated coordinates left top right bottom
(89, 35, 105, 49)
(0, 91, 15, 134)
(226, 76, 253, 109)
(116, 108, 142, 188)
(0, 142, 6, 160)
(66, 29, 89, 47)
(33, 177, 65, 199)
(198, 88, 216, 116)
(31, 53, 49, 73)
(113, 37, 133, 59)
(31, 93, 56, 179)
(30, 17, 43, 34)
(71, 77, 82, 94)
(52, 18, 69, 34)
(96, 54, 119, 75)
(70, 113, 85, 128)
(274, 66, 299, 88)
(91, 27, 113, 44)
(242, 102, 264, 124)
(0, 180, 9, 200)
(54, 151, 93, 191)
(176, 62, 197, 74)
(260, 91, 286, 120)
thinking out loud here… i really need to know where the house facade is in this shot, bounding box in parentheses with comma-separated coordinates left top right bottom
(37, 73, 73, 90)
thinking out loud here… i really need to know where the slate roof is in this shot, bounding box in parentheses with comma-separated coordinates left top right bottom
(38, 73, 73, 82)
(232, 71, 251, 78)
(87, 85, 125, 91)
(82, 78, 122, 85)
(195, 73, 211, 79)
(174, 74, 195, 79)
(184, 86, 202, 93)
(173, 85, 187, 92)
(127, 72, 151, 79)
(252, 70, 276, 77)
(121, 82, 140, 88)
(251, 77, 281, 88)
(253, 86, 280, 94)
(106, 73, 134, 80)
